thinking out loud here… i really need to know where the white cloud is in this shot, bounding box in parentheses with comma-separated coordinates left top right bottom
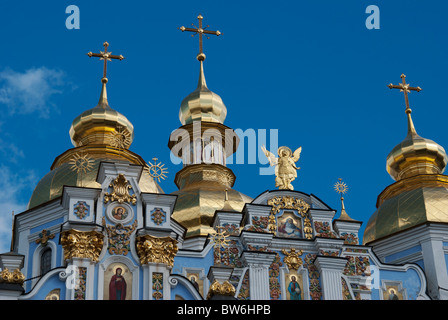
(0, 67, 66, 118)
(0, 164, 37, 253)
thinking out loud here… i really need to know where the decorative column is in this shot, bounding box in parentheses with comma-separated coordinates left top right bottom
(314, 256, 347, 300)
(0, 252, 25, 300)
(136, 234, 178, 300)
(240, 251, 277, 300)
(60, 229, 104, 300)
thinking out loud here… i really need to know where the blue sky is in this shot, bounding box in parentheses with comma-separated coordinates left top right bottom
(1, 1, 447, 252)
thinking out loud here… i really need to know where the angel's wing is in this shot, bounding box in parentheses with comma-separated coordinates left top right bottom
(292, 147, 302, 162)
(261, 145, 278, 166)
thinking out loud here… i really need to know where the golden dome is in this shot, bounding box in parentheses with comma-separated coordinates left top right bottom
(69, 78, 134, 148)
(386, 109, 448, 181)
(179, 61, 227, 125)
(27, 146, 163, 210)
(363, 175, 448, 244)
(171, 164, 252, 238)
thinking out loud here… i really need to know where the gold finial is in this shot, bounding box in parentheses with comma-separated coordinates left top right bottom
(334, 178, 353, 221)
(178, 14, 221, 61)
(388, 74, 422, 136)
(146, 157, 168, 183)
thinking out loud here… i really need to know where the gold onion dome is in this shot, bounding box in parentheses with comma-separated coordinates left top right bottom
(28, 45, 162, 210)
(386, 108, 448, 181)
(69, 78, 134, 148)
(179, 59, 227, 125)
(363, 75, 448, 244)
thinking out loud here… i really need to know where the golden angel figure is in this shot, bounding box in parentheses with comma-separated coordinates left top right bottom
(261, 145, 302, 190)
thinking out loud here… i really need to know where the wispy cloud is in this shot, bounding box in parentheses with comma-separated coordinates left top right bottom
(0, 164, 37, 253)
(0, 67, 66, 118)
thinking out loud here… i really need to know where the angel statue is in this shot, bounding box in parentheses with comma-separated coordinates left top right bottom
(261, 145, 302, 190)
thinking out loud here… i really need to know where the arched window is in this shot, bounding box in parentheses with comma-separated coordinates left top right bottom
(40, 247, 52, 275)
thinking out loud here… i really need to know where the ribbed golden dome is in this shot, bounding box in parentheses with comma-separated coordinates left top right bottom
(179, 61, 227, 125)
(69, 78, 134, 148)
(386, 109, 448, 181)
(171, 164, 252, 238)
(363, 175, 448, 244)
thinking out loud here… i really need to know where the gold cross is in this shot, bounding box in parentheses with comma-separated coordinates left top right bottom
(179, 14, 221, 61)
(388, 74, 422, 112)
(87, 42, 124, 80)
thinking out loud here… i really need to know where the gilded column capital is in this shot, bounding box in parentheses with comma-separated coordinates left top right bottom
(206, 280, 235, 300)
(136, 234, 178, 267)
(0, 268, 25, 285)
(60, 229, 104, 262)
(282, 247, 304, 271)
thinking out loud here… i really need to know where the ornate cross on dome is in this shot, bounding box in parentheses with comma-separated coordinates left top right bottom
(388, 74, 422, 112)
(179, 14, 221, 61)
(87, 42, 124, 81)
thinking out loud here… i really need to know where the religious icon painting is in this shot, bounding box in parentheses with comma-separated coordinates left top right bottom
(103, 263, 132, 300)
(382, 285, 404, 300)
(187, 272, 203, 297)
(277, 211, 303, 239)
(112, 206, 128, 221)
(45, 288, 60, 300)
(285, 272, 303, 300)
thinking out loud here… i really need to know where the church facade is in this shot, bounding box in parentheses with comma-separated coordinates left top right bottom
(1, 17, 448, 301)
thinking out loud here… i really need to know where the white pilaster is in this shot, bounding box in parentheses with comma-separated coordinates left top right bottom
(420, 236, 448, 299)
(240, 251, 276, 300)
(314, 256, 347, 300)
(143, 263, 172, 300)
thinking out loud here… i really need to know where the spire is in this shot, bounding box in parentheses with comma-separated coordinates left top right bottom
(197, 60, 208, 89)
(405, 107, 418, 137)
(221, 188, 237, 212)
(97, 77, 109, 108)
(334, 178, 354, 221)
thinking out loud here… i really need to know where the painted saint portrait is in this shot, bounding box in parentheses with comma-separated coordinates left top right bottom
(112, 206, 128, 221)
(286, 273, 303, 300)
(277, 212, 302, 238)
(187, 273, 203, 297)
(383, 286, 403, 300)
(104, 263, 132, 300)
